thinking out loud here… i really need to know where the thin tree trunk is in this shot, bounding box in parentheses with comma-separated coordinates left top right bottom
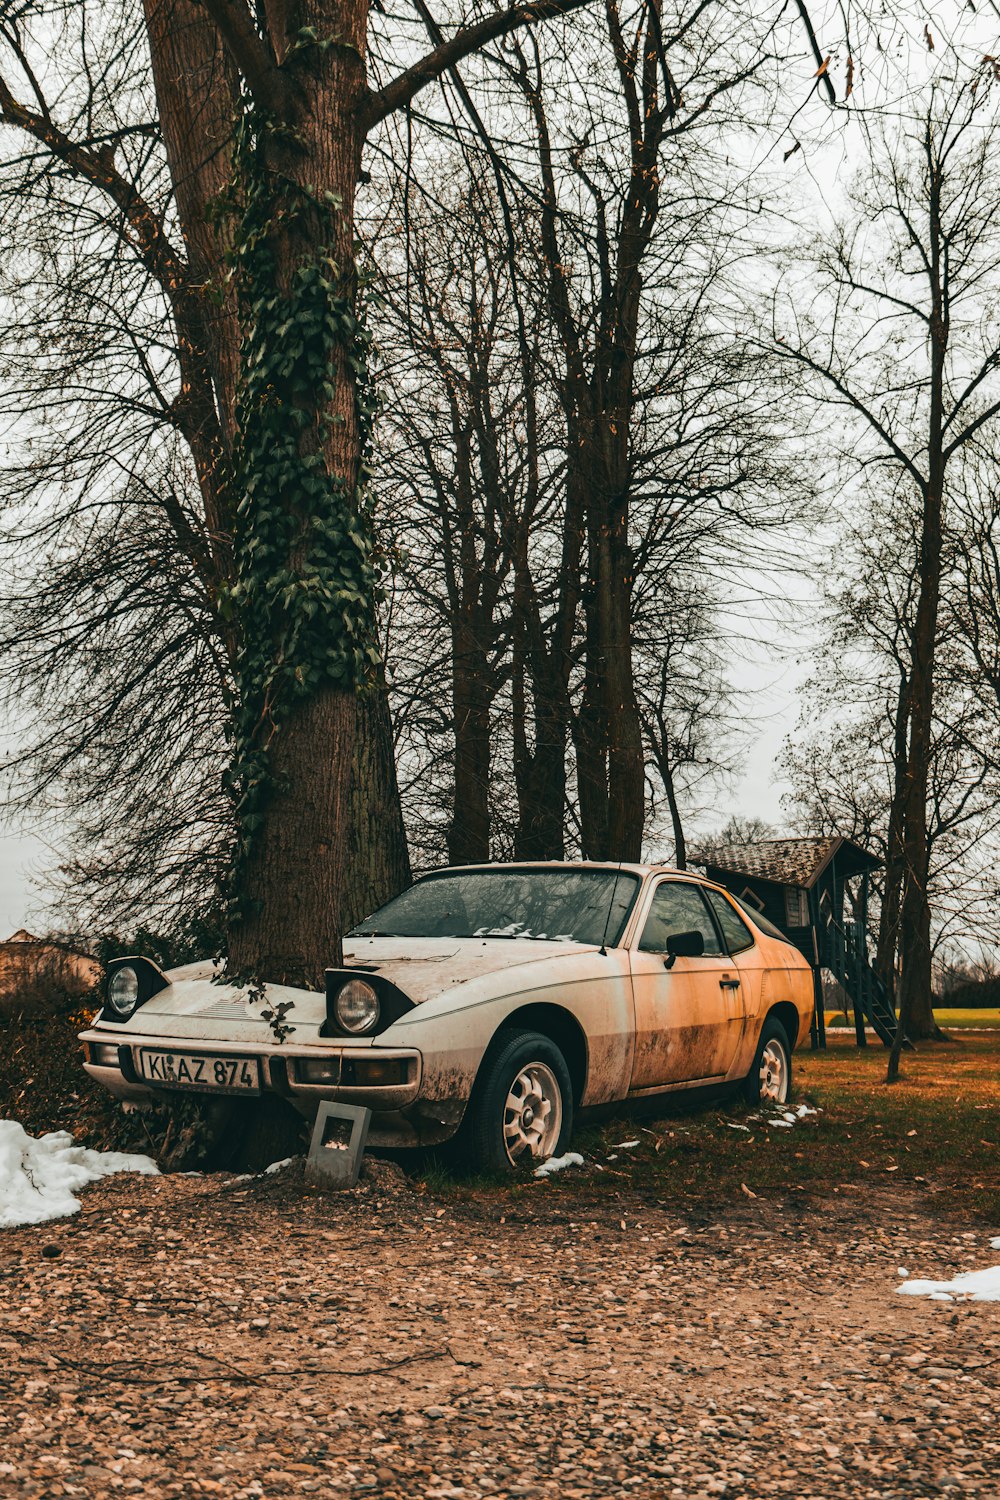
(662, 753, 687, 869)
(574, 615, 611, 859)
(889, 145, 949, 1074)
(512, 650, 568, 859)
(449, 635, 492, 865)
(875, 669, 909, 1002)
(604, 512, 644, 859)
(511, 556, 569, 859)
(342, 682, 411, 931)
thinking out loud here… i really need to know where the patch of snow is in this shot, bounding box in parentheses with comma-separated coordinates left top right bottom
(898, 1268, 909, 1277)
(898, 1245, 1000, 1302)
(614, 1140, 640, 1150)
(0, 1121, 158, 1229)
(534, 1151, 585, 1178)
(754, 1102, 822, 1131)
(725, 1123, 750, 1132)
(263, 1157, 296, 1175)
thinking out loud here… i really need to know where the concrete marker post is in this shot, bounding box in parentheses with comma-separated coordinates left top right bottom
(304, 1101, 372, 1189)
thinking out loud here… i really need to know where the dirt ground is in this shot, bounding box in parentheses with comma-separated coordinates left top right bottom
(2, 1163, 999, 1500)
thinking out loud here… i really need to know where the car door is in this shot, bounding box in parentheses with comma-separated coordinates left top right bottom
(628, 879, 746, 1091)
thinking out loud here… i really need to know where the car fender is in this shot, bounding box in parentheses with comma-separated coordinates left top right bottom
(378, 950, 634, 1109)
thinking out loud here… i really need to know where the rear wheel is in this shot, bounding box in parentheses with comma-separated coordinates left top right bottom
(743, 1018, 792, 1108)
(465, 1030, 574, 1174)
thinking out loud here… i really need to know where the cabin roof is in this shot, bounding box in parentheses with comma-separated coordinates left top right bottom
(696, 835, 880, 890)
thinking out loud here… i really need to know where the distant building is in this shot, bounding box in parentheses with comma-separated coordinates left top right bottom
(0, 929, 101, 997)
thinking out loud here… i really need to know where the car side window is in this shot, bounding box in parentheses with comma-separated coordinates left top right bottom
(639, 882, 724, 956)
(704, 889, 755, 955)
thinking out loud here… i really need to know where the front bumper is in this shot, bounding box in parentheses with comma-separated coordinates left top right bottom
(79, 1028, 428, 1135)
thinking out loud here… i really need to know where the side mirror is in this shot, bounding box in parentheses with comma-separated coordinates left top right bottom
(664, 929, 705, 969)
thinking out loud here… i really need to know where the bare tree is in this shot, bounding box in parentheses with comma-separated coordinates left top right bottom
(373, 3, 816, 871)
(772, 65, 1000, 1068)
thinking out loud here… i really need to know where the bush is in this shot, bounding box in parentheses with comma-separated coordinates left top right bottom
(936, 976, 1000, 1010)
(0, 993, 134, 1149)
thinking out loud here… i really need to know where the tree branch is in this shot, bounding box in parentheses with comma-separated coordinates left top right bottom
(944, 391, 1000, 462)
(361, 0, 595, 132)
(199, 0, 286, 111)
(0, 72, 186, 293)
(770, 334, 928, 491)
(792, 0, 836, 105)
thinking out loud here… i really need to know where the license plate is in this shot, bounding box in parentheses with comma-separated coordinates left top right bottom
(137, 1049, 261, 1095)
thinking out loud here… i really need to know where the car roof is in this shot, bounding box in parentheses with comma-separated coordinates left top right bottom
(418, 861, 684, 878)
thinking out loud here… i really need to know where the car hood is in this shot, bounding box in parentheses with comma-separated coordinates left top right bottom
(341, 935, 600, 1004)
(89, 937, 604, 1045)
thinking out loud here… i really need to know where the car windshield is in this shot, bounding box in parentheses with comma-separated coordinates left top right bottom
(349, 867, 642, 946)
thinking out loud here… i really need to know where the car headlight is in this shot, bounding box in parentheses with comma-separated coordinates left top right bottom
(107, 964, 140, 1019)
(333, 979, 380, 1035)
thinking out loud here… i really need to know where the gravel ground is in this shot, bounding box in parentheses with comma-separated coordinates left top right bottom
(2, 1163, 999, 1500)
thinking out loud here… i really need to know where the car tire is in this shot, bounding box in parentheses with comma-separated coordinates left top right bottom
(743, 1017, 792, 1108)
(466, 1029, 574, 1174)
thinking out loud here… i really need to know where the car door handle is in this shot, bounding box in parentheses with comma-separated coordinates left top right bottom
(719, 978, 740, 990)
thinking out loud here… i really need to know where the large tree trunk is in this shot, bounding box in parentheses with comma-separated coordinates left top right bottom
(228, 690, 357, 986)
(142, 0, 239, 582)
(223, 6, 372, 986)
(572, 422, 645, 861)
(442, 422, 502, 866)
(145, 0, 409, 986)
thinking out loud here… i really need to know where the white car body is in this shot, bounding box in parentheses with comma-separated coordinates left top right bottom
(80, 863, 815, 1149)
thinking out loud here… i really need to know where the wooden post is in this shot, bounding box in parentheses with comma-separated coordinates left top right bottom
(854, 870, 870, 1048)
(810, 919, 826, 1050)
(811, 963, 826, 1050)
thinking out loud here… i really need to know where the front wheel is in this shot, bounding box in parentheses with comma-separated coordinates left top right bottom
(465, 1030, 574, 1174)
(743, 1018, 792, 1108)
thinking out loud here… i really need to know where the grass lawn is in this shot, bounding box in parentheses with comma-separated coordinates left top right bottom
(425, 1030, 1000, 1222)
(825, 1007, 1000, 1029)
(927, 1008, 1000, 1028)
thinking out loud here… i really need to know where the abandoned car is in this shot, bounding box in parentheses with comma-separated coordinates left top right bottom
(80, 863, 814, 1171)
